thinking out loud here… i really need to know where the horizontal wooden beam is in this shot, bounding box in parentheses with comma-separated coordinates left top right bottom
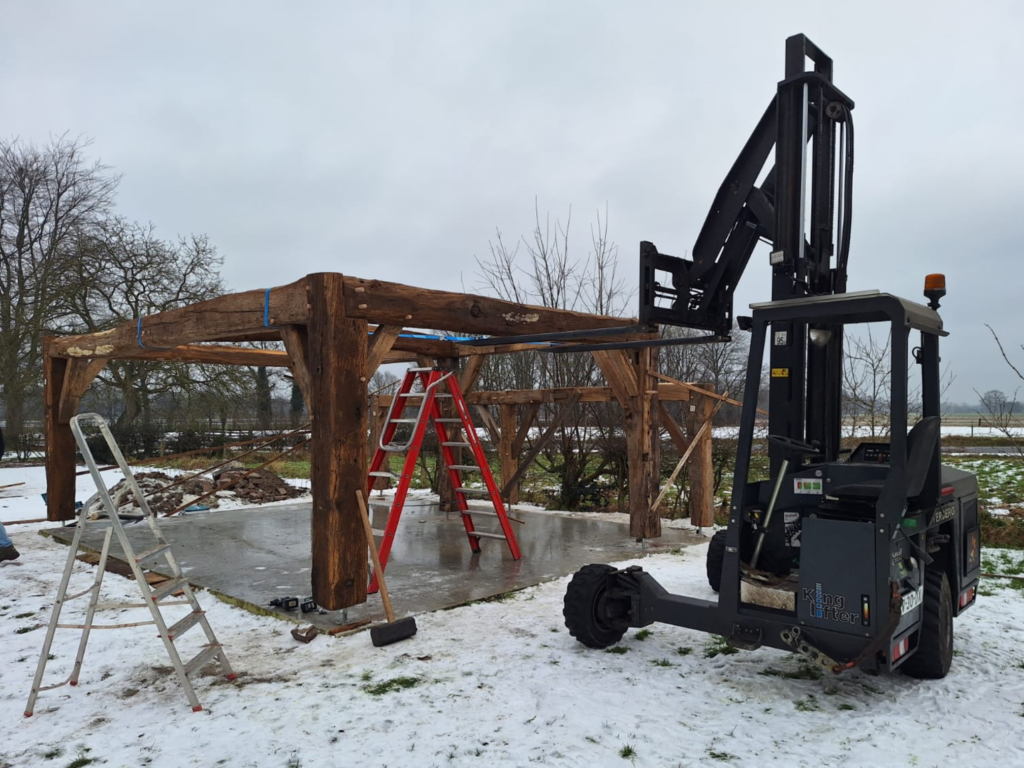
(344, 276, 633, 338)
(51, 276, 310, 359)
(651, 371, 768, 415)
(104, 345, 293, 367)
(459, 383, 692, 406)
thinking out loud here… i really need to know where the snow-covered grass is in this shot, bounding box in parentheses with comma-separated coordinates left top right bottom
(2, 510, 1024, 766)
(0, 465, 310, 525)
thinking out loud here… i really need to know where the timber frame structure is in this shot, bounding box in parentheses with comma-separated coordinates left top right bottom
(44, 272, 720, 611)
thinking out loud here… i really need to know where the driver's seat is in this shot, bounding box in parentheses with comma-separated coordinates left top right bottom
(828, 416, 941, 508)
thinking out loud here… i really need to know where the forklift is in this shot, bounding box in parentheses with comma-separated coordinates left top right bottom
(562, 35, 980, 677)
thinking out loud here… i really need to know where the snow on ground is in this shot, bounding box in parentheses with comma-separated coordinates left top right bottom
(0, 465, 311, 524)
(2, 509, 1024, 767)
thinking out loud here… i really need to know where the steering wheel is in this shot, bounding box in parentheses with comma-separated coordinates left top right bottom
(767, 434, 820, 458)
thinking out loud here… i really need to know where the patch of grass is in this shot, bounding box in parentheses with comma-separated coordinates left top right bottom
(707, 748, 736, 761)
(651, 658, 673, 667)
(605, 646, 629, 655)
(675, 646, 693, 656)
(360, 670, 373, 682)
(794, 696, 820, 712)
(286, 756, 301, 768)
(14, 611, 35, 618)
(634, 629, 653, 641)
(362, 676, 421, 696)
(619, 744, 637, 760)
(15, 626, 36, 634)
(838, 703, 856, 711)
(759, 663, 823, 681)
(704, 636, 739, 659)
(66, 753, 95, 768)
(43, 746, 64, 760)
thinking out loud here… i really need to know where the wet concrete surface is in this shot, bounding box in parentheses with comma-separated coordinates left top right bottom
(46, 499, 703, 631)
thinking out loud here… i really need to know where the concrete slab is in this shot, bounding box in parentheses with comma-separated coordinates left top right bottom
(45, 499, 703, 631)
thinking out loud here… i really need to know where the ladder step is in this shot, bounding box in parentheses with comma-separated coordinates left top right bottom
(166, 610, 205, 640)
(435, 418, 463, 423)
(368, 471, 399, 480)
(449, 465, 480, 471)
(399, 392, 451, 398)
(150, 578, 189, 602)
(455, 488, 491, 496)
(390, 418, 419, 423)
(464, 510, 500, 518)
(184, 644, 223, 677)
(135, 543, 172, 563)
(442, 441, 470, 447)
(408, 367, 434, 372)
(371, 528, 386, 537)
(467, 531, 508, 540)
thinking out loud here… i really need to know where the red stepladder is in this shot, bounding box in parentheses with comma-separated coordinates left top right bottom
(366, 367, 522, 593)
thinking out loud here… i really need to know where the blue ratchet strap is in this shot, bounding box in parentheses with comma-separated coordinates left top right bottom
(264, 288, 275, 328)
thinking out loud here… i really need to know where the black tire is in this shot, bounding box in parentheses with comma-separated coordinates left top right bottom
(563, 564, 627, 649)
(901, 568, 953, 680)
(707, 530, 728, 593)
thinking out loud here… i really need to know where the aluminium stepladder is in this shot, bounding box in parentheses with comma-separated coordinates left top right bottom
(366, 367, 521, 593)
(25, 413, 235, 717)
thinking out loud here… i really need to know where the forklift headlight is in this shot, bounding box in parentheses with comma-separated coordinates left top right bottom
(809, 328, 832, 347)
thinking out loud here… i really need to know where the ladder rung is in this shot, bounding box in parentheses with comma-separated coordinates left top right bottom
(135, 543, 172, 563)
(390, 418, 419, 423)
(455, 488, 491, 496)
(407, 367, 434, 372)
(399, 392, 451, 398)
(435, 418, 463, 423)
(184, 644, 223, 677)
(150, 578, 189, 602)
(442, 441, 470, 447)
(464, 510, 499, 518)
(467, 531, 507, 540)
(371, 528, 386, 537)
(368, 471, 399, 479)
(166, 610, 206, 640)
(449, 465, 480, 471)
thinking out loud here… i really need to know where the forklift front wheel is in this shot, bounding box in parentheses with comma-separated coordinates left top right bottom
(563, 564, 628, 649)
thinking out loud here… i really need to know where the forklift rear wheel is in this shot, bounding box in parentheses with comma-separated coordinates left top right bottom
(706, 530, 727, 593)
(563, 564, 627, 649)
(901, 568, 953, 680)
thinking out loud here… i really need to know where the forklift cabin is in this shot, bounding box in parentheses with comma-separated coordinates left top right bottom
(564, 288, 981, 677)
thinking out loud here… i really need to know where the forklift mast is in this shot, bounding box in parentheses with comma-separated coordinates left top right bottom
(639, 34, 856, 468)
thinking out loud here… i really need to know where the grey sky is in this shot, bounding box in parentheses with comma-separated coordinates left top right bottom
(3, 1, 1021, 402)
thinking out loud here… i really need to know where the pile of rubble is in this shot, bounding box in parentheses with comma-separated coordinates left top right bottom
(84, 462, 306, 518)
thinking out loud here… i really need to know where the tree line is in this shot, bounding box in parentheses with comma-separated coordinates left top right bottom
(0, 136, 294, 458)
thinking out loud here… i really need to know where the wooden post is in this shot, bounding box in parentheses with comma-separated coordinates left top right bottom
(43, 339, 77, 522)
(595, 348, 661, 539)
(687, 382, 716, 528)
(499, 404, 519, 504)
(307, 274, 368, 610)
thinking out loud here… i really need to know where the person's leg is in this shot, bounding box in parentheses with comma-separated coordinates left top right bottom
(0, 520, 19, 560)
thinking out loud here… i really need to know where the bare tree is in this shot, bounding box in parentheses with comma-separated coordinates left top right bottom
(842, 327, 892, 437)
(0, 136, 117, 443)
(474, 202, 630, 508)
(60, 217, 226, 428)
(978, 326, 1024, 468)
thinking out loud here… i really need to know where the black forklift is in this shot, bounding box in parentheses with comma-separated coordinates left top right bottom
(562, 35, 980, 677)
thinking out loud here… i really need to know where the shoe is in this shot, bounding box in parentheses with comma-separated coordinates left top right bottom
(0, 545, 19, 562)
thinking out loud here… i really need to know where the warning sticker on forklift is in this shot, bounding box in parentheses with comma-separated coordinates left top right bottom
(794, 479, 823, 494)
(771, 368, 789, 377)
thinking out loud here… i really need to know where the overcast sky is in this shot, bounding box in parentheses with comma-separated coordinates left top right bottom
(3, 1, 1022, 402)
